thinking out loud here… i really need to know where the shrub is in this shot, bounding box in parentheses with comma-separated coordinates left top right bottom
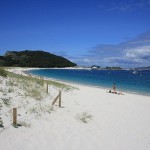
(76, 112, 92, 123)
(0, 67, 7, 77)
(1, 97, 12, 106)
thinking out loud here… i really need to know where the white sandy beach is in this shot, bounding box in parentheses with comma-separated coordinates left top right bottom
(0, 67, 150, 150)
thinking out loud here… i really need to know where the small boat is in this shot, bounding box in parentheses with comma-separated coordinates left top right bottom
(132, 70, 138, 74)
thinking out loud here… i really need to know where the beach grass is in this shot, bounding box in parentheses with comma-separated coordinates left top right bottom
(6, 70, 75, 94)
(0, 67, 7, 77)
(76, 112, 93, 123)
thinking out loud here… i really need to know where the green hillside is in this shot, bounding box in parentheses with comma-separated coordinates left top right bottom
(0, 50, 77, 68)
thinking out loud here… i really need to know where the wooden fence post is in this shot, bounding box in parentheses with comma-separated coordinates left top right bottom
(46, 83, 48, 94)
(52, 94, 59, 105)
(59, 91, 61, 107)
(13, 108, 17, 126)
(52, 91, 62, 107)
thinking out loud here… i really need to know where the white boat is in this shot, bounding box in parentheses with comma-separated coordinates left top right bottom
(132, 70, 138, 74)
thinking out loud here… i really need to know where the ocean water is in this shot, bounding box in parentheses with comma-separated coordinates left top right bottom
(29, 69, 150, 96)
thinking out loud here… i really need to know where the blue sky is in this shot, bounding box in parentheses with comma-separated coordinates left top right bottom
(0, 0, 150, 68)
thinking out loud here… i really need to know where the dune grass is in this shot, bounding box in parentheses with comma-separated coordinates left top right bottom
(7, 71, 74, 89)
(5, 70, 75, 100)
(76, 112, 93, 123)
(0, 67, 7, 77)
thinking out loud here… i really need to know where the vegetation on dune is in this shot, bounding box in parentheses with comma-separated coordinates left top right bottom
(76, 112, 93, 123)
(0, 69, 77, 128)
(0, 67, 7, 77)
(7, 71, 75, 94)
(1, 69, 78, 111)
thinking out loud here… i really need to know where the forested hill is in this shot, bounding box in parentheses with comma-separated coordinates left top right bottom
(0, 50, 77, 68)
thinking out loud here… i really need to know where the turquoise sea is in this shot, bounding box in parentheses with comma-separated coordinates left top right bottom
(29, 69, 150, 96)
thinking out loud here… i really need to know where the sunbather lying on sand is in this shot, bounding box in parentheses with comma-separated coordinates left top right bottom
(108, 90, 124, 95)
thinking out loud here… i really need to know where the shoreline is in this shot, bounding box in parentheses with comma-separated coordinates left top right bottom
(7, 67, 150, 97)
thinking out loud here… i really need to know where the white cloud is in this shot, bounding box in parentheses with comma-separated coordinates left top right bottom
(105, 46, 150, 67)
(83, 58, 91, 63)
(89, 32, 150, 67)
(104, 0, 150, 12)
(54, 31, 150, 68)
(125, 46, 150, 60)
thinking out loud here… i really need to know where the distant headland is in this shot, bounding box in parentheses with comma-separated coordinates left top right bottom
(0, 50, 77, 68)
